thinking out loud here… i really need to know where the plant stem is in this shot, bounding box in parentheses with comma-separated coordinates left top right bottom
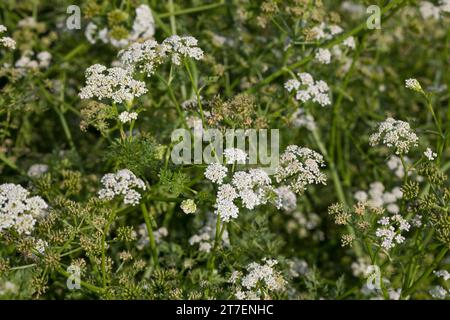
(141, 203, 159, 268)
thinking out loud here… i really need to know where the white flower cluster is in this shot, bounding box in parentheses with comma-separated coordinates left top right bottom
(98, 169, 146, 206)
(15, 50, 52, 70)
(429, 285, 449, 299)
(274, 186, 297, 211)
(204, 151, 275, 221)
(315, 48, 331, 64)
(204, 163, 228, 184)
(405, 78, 423, 93)
(0, 25, 16, 50)
(229, 259, 286, 300)
(369, 117, 419, 155)
(376, 214, 410, 250)
(85, 5, 155, 47)
(424, 147, 437, 161)
(274, 145, 327, 194)
(434, 270, 450, 280)
(180, 199, 197, 214)
(137, 224, 168, 250)
(79, 64, 147, 103)
(223, 148, 248, 164)
(118, 111, 138, 123)
(232, 168, 272, 210)
(285, 73, 331, 107)
(0, 183, 48, 235)
(119, 35, 204, 76)
(354, 182, 403, 214)
(161, 35, 204, 65)
(290, 108, 316, 131)
(419, 1, 450, 20)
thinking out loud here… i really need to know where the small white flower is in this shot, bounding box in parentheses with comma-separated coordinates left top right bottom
(434, 270, 450, 281)
(424, 148, 437, 161)
(343, 36, 356, 49)
(405, 78, 423, 93)
(204, 163, 228, 185)
(79, 64, 148, 103)
(98, 169, 146, 206)
(315, 48, 331, 64)
(369, 117, 418, 155)
(223, 148, 248, 164)
(0, 183, 48, 235)
(118, 111, 138, 123)
(285, 73, 331, 107)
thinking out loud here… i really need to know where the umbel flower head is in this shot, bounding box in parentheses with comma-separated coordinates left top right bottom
(229, 258, 286, 300)
(98, 169, 146, 206)
(284, 72, 331, 107)
(369, 117, 418, 155)
(0, 183, 48, 235)
(405, 78, 423, 93)
(118, 35, 204, 76)
(0, 24, 16, 50)
(274, 145, 327, 194)
(79, 64, 147, 103)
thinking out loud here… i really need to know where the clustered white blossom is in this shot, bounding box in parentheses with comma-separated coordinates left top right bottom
(85, 5, 155, 47)
(229, 259, 286, 300)
(376, 214, 410, 250)
(290, 108, 316, 131)
(119, 35, 204, 76)
(274, 145, 327, 194)
(180, 199, 197, 214)
(424, 147, 437, 161)
(161, 35, 204, 65)
(118, 111, 138, 123)
(79, 64, 147, 103)
(429, 285, 449, 299)
(204, 163, 228, 185)
(232, 168, 272, 210)
(315, 48, 331, 64)
(434, 270, 450, 280)
(0, 183, 48, 235)
(354, 182, 403, 214)
(419, 1, 450, 20)
(285, 72, 331, 107)
(204, 149, 276, 221)
(369, 117, 419, 155)
(223, 148, 248, 164)
(0, 25, 16, 50)
(98, 169, 146, 206)
(405, 78, 423, 93)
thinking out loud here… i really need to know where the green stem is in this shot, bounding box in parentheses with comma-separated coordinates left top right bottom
(141, 203, 159, 268)
(402, 247, 449, 298)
